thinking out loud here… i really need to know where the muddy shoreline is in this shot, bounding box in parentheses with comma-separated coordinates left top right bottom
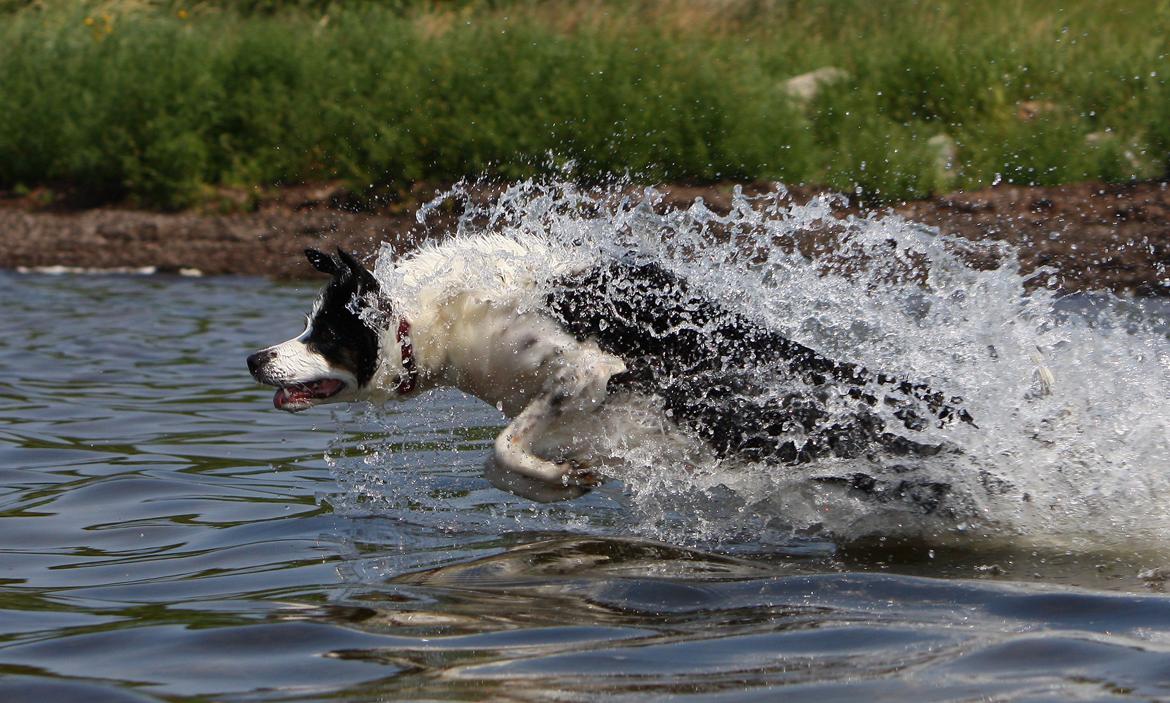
(1, 181, 1167, 295)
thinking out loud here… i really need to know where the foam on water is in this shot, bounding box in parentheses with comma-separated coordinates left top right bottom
(328, 179, 1170, 550)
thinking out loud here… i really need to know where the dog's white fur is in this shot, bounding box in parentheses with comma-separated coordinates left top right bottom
(256, 316, 363, 411)
(260, 234, 642, 501)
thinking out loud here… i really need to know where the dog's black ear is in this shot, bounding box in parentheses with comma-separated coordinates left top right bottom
(335, 248, 379, 290)
(306, 249, 339, 275)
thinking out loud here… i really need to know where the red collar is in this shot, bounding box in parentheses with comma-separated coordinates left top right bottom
(395, 318, 418, 395)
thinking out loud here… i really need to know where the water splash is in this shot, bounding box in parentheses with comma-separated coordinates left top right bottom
(328, 179, 1170, 550)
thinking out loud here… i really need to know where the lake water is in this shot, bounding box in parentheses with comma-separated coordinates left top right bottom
(2, 188, 1170, 701)
(2, 273, 1169, 703)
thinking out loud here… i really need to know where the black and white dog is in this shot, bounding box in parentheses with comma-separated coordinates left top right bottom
(248, 235, 972, 504)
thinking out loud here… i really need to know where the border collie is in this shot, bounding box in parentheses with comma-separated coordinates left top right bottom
(247, 237, 972, 503)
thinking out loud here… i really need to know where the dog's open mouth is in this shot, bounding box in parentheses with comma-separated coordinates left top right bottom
(273, 378, 346, 411)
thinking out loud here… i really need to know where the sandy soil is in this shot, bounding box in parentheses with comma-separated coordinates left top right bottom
(1, 181, 1166, 295)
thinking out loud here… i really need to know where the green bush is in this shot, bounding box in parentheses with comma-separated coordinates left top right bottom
(0, 0, 1166, 207)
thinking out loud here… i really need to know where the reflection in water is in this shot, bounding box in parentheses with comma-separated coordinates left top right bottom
(317, 536, 1170, 701)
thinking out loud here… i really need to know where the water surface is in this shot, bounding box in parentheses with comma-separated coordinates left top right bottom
(1, 250, 1170, 701)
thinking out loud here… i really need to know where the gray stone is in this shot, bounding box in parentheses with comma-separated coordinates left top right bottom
(783, 67, 849, 103)
(927, 133, 958, 189)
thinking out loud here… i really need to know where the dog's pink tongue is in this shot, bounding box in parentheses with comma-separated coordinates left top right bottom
(273, 380, 344, 410)
(273, 387, 311, 410)
(273, 388, 294, 410)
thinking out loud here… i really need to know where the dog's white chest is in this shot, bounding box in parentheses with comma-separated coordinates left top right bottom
(414, 293, 617, 417)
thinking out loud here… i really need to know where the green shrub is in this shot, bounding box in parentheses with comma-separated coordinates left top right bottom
(0, 0, 1166, 207)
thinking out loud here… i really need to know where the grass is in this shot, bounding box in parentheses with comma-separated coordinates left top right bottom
(0, 0, 1167, 208)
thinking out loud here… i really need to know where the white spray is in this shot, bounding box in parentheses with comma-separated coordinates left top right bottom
(327, 180, 1170, 551)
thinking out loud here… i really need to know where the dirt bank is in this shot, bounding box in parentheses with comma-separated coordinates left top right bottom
(1, 181, 1166, 295)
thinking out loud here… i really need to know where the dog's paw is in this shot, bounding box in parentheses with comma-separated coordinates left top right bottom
(484, 456, 591, 502)
(558, 459, 604, 488)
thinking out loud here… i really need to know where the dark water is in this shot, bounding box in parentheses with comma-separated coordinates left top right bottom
(2, 271, 1170, 702)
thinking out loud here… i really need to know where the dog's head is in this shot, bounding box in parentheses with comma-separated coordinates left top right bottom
(247, 248, 386, 412)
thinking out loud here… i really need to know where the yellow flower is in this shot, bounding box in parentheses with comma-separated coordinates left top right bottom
(177, 8, 189, 20)
(83, 16, 95, 26)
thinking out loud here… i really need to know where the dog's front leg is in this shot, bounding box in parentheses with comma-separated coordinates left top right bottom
(487, 353, 623, 502)
(486, 391, 594, 502)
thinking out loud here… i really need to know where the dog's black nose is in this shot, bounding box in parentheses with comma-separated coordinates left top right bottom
(247, 350, 273, 378)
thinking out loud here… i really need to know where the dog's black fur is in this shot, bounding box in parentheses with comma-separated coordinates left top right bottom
(249, 249, 382, 388)
(547, 258, 973, 472)
(303, 249, 382, 387)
